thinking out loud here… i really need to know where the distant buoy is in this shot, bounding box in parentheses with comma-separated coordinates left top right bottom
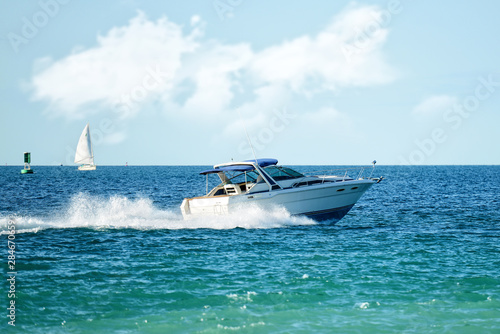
(21, 152, 34, 174)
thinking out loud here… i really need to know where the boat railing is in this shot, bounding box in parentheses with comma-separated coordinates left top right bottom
(302, 166, 372, 183)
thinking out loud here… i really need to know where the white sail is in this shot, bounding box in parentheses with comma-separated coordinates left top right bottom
(74, 124, 94, 165)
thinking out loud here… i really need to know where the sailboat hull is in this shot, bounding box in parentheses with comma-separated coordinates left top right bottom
(78, 164, 96, 171)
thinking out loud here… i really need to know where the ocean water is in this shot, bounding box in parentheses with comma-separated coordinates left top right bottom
(1, 165, 499, 333)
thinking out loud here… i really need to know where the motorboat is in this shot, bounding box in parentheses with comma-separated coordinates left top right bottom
(180, 158, 382, 223)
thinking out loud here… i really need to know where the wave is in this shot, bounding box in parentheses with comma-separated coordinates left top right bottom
(0, 193, 315, 233)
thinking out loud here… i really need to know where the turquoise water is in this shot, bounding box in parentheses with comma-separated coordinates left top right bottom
(1, 166, 499, 333)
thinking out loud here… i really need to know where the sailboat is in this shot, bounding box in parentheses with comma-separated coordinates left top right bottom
(74, 123, 96, 171)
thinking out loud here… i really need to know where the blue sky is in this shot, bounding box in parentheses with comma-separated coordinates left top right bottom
(1, 0, 499, 165)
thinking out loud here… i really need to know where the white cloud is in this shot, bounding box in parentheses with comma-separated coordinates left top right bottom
(31, 11, 199, 119)
(190, 15, 201, 26)
(220, 84, 292, 137)
(250, 5, 394, 94)
(30, 5, 396, 142)
(412, 95, 458, 119)
(175, 42, 253, 116)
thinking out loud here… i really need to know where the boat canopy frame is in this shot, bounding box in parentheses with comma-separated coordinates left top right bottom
(199, 158, 281, 195)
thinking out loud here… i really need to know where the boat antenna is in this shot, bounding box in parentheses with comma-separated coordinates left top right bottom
(369, 160, 376, 178)
(238, 109, 258, 163)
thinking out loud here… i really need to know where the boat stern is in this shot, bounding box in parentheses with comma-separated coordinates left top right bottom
(180, 196, 231, 219)
(180, 198, 191, 218)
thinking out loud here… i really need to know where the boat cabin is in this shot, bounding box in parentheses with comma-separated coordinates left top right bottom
(200, 158, 308, 197)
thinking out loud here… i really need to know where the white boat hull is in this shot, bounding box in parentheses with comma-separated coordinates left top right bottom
(181, 179, 375, 223)
(78, 164, 96, 171)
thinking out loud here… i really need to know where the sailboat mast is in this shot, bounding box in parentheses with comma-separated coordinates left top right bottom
(88, 123, 94, 165)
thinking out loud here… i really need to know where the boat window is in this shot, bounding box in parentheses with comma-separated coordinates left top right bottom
(351, 187, 359, 190)
(263, 166, 304, 181)
(292, 179, 325, 187)
(214, 188, 226, 196)
(337, 188, 345, 192)
(224, 170, 258, 185)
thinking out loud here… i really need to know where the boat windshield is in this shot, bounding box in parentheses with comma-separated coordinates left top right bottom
(263, 166, 304, 181)
(224, 170, 259, 184)
(220, 166, 303, 185)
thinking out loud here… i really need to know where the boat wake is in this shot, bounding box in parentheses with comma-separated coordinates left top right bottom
(0, 193, 316, 234)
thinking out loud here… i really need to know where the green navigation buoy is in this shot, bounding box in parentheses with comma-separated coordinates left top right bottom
(21, 152, 34, 174)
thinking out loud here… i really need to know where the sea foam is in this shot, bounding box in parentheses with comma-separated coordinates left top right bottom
(0, 193, 315, 233)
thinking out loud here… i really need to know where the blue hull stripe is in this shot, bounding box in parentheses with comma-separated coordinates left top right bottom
(297, 205, 355, 223)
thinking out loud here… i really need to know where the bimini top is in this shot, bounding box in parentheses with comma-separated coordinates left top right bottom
(200, 158, 278, 175)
